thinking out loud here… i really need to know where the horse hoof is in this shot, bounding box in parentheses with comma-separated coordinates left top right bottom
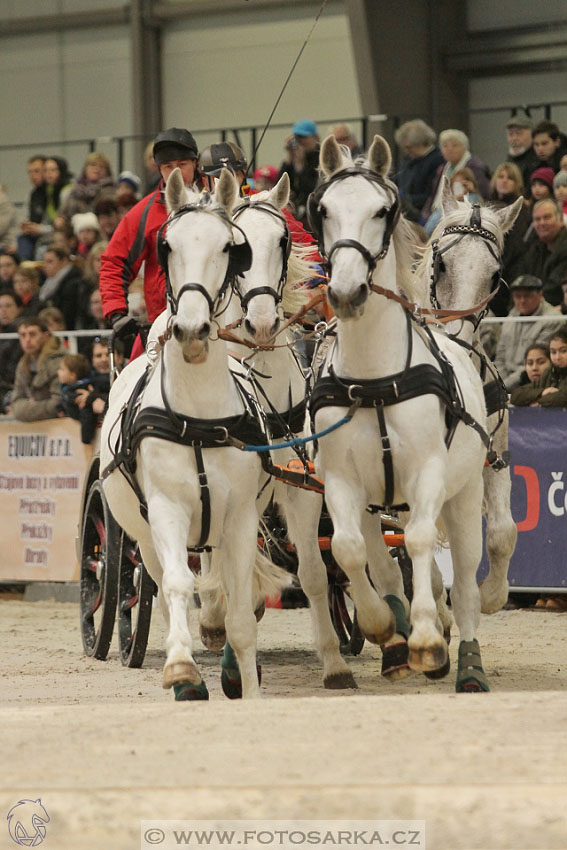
(174, 681, 209, 701)
(324, 671, 358, 689)
(254, 601, 266, 622)
(424, 655, 451, 680)
(221, 665, 262, 700)
(200, 624, 226, 651)
(162, 661, 202, 689)
(408, 644, 447, 673)
(381, 640, 411, 680)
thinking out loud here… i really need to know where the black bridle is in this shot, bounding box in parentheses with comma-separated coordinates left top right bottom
(306, 167, 401, 285)
(429, 204, 502, 330)
(157, 198, 252, 318)
(232, 199, 292, 311)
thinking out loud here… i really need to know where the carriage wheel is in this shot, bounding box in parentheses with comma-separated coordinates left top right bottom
(79, 479, 119, 659)
(326, 558, 366, 656)
(117, 533, 156, 668)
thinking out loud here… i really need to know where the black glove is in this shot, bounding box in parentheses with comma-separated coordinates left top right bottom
(110, 312, 140, 340)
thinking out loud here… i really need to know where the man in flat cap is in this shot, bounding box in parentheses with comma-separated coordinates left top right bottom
(504, 113, 539, 196)
(494, 273, 565, 391)
(100, 127, 199, 346)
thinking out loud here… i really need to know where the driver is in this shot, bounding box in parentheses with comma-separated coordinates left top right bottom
(100, 127, 199, 351)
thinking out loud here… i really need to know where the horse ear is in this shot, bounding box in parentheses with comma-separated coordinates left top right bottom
(493, 195, 523, 234)
(367, 135, 392, 177)
(269, 171, 290, 211)
(215, 168, 238, 216)
(320, 135, 344, 177)
(440, 175, 459, 214)
(165, 167, 186, 214)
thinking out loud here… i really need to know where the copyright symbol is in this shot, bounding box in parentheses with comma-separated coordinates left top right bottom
(144, 828, 166, 844)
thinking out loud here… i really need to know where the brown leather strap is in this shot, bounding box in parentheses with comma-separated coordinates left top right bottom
(369, 283, 497, 321)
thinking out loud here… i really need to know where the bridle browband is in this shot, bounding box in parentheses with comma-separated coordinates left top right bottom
(429, 204, 503, 329)
(232, 199, 292, 311)
(157, 199, 252, 318)
(307, 166, 401, 285)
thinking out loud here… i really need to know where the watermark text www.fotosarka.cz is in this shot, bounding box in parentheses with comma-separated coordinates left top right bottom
(141, 820, 426, 850)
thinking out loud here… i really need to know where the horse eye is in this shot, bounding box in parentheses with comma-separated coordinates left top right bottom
(319, 204, 327, 219)
(492, 271, 501, 287)
(438, 259, 446, 274)
(374, 208, 387, 219)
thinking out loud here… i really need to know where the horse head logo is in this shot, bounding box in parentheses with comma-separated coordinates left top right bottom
(7, 799, 50, 846)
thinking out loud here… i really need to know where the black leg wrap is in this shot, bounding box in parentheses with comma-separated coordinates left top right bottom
(456, 638, 490, 692)
(384, 594, 410, 639)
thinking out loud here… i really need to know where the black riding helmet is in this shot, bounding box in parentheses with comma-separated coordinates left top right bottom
(153, 127, 198, 165)
(199, 142, 247, 176)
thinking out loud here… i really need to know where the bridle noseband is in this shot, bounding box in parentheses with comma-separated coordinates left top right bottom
(307, 167, 401, 285)
(157, 199, 252, 319)
(429, 204, 502, 329)
(232, 199, 292, 311)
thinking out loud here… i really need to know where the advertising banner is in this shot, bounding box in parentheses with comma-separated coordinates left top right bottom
(0, 418, 90, 582)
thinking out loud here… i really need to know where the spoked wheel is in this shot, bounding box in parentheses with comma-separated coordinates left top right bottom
(117, 533, 156, 668)
(326, 559, 366, 656)
(79, 479, 119, 659)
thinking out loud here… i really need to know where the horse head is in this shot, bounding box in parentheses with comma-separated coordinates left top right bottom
(315, 134, 400, 320)
(230, 173, 293, 343)
(161, 167, 243, 363)
(420, 177, 523, 336)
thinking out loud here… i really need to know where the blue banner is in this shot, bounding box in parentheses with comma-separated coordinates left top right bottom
(478, 407, 567, 589)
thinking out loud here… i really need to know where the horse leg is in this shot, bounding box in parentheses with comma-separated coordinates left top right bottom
(325, 473, 395, 645)
(405, 464, 448, 672)
(280, 486, 357, 689)
(198, 551, 227, 650)
(218, 507, 261, 699)
(480, 460, 517, 614)
(363, 511, 412, 680)
(146, 496, 207, 699)
(442, 481, 489, 693)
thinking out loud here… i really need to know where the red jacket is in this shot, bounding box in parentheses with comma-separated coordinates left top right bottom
(100, 186, 168, 322)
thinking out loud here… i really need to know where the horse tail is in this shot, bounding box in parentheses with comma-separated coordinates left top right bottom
(196, 545, 291, 610)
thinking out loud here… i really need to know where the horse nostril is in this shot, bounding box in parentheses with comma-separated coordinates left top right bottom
(270, 317, 280, 337)
(327, 285, 338, 308)
(355, 283, 369, 306)
(198, 322, 211, 341)
(172, 323, 183, 342)
(244, 318, 255, 337)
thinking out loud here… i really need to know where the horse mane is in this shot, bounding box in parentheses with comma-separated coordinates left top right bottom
(414, 200, 506, 301)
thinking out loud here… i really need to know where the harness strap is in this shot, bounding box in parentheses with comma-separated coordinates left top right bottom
(376, 402, 394, 508)
(370, 282, 498, 322)
(193, 442, 211, 549)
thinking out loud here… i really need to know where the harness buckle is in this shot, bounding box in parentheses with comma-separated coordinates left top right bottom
(214, 426, 229, 444)
(347, 383, 362, 402)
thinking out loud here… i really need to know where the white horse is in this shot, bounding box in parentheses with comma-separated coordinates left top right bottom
(217, 174, 358, 689)
(310, 135, 490, 691)
(415, 181, 522, 614)
(100, 168, 268, 700)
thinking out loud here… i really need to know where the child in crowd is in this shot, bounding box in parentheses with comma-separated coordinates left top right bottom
(72, 212, 100, 260)
(509, 345, 551, 402)
(529, 167, 555, 204)
(510, 330, 567, 407)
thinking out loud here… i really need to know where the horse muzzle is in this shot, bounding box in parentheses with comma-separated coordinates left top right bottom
(172, 320, 210, 363)
(327, 281, 369, 319)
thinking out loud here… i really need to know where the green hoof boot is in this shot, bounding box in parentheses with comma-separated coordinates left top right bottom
(173, 680, 209, 700)
(456, 639, 490, 692)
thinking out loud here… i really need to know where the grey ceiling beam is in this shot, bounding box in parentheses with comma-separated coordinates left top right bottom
(446, 24, 567, 75)
(150, 0, 317, 20)
(0, 9, 129, 36)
